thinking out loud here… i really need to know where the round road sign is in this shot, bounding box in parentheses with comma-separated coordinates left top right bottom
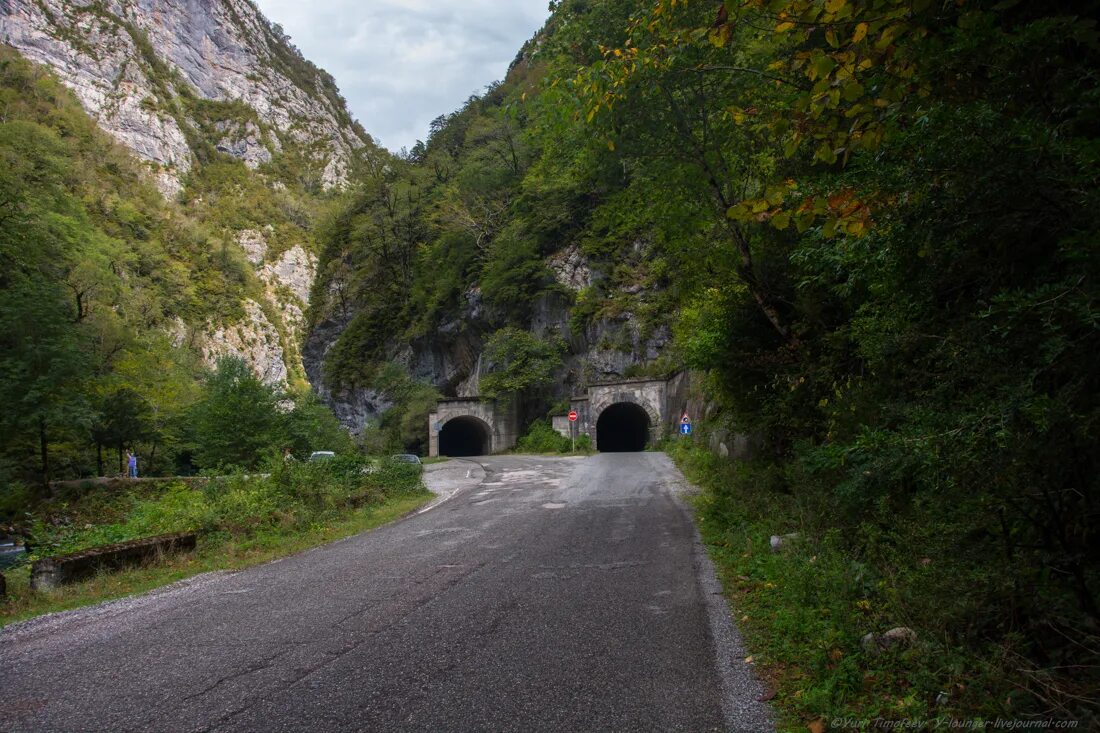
(568, 410, 578, 422)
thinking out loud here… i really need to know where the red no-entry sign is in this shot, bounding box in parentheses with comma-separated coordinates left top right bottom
(568, 410, 578, 422)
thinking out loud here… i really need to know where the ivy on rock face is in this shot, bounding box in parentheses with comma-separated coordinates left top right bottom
(479, 328, 565, 401)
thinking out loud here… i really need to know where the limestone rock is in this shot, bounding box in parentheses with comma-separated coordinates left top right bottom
(861, 626, 918, 655)
(166, 316, 189, 348)
(201, 299, 287, 386)
(237, 228, 269, 266)
(256, 244, 317, 343)
(0, 0, 375, 197)
(261, 245, 317, 306)
(769, 532, 800, 553)
(547, 245, 592, 291)
(0, 2, 193, 196)
(215, 121, 272, 169)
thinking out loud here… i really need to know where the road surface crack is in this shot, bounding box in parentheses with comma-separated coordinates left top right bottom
(183, 651, 283, 701)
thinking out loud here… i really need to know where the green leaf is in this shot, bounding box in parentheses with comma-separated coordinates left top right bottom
(727, 203, 752, 221)
(811, 55, 837, 81)
(842, 81, 865, 102)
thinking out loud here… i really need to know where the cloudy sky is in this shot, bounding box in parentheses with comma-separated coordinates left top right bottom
(253, 0, 552, 153)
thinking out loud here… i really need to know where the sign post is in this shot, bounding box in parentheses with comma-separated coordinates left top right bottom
(568, 410, 578, 452)
(680, 413, 692, 437)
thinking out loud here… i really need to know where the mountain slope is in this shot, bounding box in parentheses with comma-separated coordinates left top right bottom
(2, 0, 391, 387)
(1, 0, 374, 197)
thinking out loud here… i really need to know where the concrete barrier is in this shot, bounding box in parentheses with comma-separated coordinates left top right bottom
(48, 477, 208, 496)
(30, 532, 197, 591)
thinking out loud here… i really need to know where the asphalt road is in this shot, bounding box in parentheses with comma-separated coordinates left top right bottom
(0, 454, 773, 732)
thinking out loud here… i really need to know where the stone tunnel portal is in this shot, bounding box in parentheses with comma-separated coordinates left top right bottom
(596, 402, 651, 453)
(438, 416, 491, 457)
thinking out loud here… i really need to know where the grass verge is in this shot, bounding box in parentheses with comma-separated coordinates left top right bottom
(1, 458, 434, 628)
(0, 489, 431, 628)
(668, 441, 1095, 732)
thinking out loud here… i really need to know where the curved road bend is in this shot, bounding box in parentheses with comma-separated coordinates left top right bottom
(0, 454, 774, 732)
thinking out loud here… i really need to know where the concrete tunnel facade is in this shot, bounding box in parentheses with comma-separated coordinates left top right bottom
(428, 374, 689, 457)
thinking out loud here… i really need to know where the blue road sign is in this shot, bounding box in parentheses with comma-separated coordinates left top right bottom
(680, 423, 692, 435)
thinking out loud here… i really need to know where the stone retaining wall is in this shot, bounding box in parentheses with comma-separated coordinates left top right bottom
(30, 532, 197, 591)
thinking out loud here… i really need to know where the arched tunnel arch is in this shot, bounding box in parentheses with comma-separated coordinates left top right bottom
(438, 416, 491, 457)
(596, 402, 651, 453)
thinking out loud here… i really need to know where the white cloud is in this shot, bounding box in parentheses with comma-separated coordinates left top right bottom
(253, 0, 551, 153)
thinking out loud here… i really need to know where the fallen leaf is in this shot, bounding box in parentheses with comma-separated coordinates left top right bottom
(744, 655, 754, 664)
(808, 719, 826, 733)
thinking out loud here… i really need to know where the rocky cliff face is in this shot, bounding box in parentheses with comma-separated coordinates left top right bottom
(0, 0, 372, 197)
(2, 0, 379, 388)
(303, 236, 671, 433)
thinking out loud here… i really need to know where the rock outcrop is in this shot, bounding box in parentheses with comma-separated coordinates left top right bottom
(201, 299, 287, 386)
(259, 243, 316, 341)
(547, 245, 592, 291)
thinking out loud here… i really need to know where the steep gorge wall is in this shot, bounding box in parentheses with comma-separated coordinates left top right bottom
(2, 0, 378, 388)
(0, 0, 370, 196)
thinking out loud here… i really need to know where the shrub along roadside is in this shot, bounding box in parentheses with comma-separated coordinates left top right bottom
(669, 440, 1095, 730)
(514, 420, 593, 454)
(1, 457, 431, 627)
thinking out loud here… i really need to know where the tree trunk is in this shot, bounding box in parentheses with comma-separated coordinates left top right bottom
(96, 441, 103, 477)
(656, 82, 797, 349)
(39, 417, 49, 486)
(148, 442, 157, 477)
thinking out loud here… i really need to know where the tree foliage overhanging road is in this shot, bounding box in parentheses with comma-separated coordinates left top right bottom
(573, 0, 1100, 723)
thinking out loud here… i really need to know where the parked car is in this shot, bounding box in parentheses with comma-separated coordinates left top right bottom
(389, 454, 422, 465)
(309, 451, 336, 462)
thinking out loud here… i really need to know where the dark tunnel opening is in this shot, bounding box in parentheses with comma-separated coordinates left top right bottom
(438, 416, 491, 457)
(596, 402, 650, 453)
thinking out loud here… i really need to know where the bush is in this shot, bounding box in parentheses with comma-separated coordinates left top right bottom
(188, 357, 286, 471)
(672, 436, 1100, 727)
(516, 420, 570, 453)
(22, 455, 424, 559)
(515, 420, 590, 454)
(480, 328, 564, 401)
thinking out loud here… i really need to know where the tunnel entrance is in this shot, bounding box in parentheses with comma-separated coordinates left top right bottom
(438, 416, 491, 457)
(596, 402, 650, 452)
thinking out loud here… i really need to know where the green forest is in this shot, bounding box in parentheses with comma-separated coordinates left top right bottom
(2, 0, 1098, 726)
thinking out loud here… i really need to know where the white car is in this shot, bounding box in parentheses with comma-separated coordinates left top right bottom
(309, 451, 336, 462)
